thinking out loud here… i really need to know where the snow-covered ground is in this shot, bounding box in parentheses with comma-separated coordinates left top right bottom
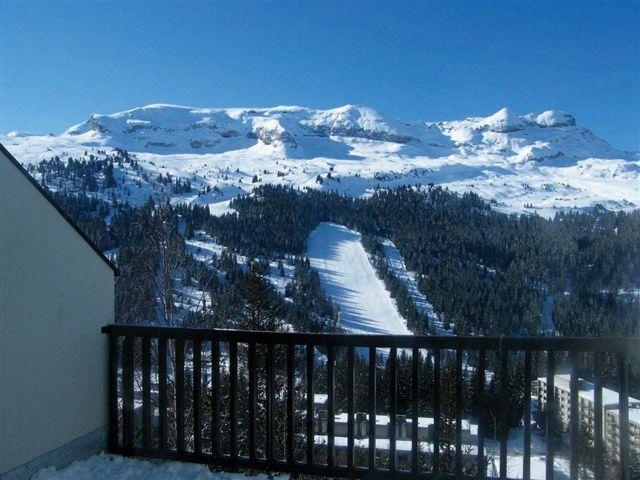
(483, 425, 570, 479)
(306, 223, 410, 335)
(186, 231, 295, 297)
(30, 451, 570, 480)
(540, 293, 557, 334)
(489, 455, 570, 480)
(380, 239, 453, 335)
(3, 103, 638, 217)
(32, 454, 287, 480)
(186, 233, 228, 267)
(267, 258, 295, 297)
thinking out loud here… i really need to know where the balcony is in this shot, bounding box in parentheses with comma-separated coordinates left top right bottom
(102, 325, 638, 480)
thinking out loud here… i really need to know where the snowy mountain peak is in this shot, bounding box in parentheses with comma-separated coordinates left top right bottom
(480, 107, 525, 132)
(475, 108, 578, 132)
(4, 103, 638, 217)
(533, 110, 577, 127)
(6, 131, 36, 138)
(62, 103, 422, 150)
(61, 103, 617, 158)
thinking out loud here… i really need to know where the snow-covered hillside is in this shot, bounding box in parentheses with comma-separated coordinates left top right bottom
(185, 224, 419, 335)
(306, 223, 410, 335)
(3, 104, 639, 216)
(380, 239, 452, 336)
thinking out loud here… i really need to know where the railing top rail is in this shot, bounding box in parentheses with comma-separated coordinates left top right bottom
(101, 324, 640, 353)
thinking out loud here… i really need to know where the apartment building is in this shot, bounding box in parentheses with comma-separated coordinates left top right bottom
(536, 374, 640, 461)
(316, 410, 478, 445)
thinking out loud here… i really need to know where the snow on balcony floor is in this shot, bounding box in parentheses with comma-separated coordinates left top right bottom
(32, 454, 288, 480)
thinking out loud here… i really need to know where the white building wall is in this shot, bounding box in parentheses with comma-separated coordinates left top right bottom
(0, 149, 115, 475)
(536, 376, 640, 461)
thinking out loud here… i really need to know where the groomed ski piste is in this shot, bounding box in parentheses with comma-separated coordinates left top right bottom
(306, 222, 411, 336)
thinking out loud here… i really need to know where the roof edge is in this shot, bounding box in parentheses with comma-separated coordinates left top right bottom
(0, 142, 120, 276)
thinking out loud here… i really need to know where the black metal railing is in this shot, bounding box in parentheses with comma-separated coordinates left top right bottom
(102, 325, 638, 480)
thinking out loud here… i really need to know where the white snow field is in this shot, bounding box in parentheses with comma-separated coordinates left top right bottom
(306, 222, 410, 335)
(32, 454, 287, 480)
(3, 104, 638, 217)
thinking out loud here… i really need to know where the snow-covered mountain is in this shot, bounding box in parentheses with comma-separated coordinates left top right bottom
(3, 104, 638, 216)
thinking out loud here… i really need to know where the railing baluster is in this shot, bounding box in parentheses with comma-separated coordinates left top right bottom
(347, 345, 355, 470)
(158, 337, 167, 451)
(248, 342, 257, 461)
(523, 349, 531, 480)
(327, 345, 335, 468)
(411, 347, 419, 476)
(229, 341, 238, 460)
(286, 343, 294, 464)
(500, 346, 508, 480)
(193, 339, 202, 455)
(368, 346, 377, 471)
(211, 339, 220, 458)
(546, 350, 555, 480)
(108, 333, 118, 451)
(455, 346, 463, 478)
(142, 337, 151, 450)
(433, 349, 440, 478)
(594, 352, 604, 480)
(306, 343, 314, 465)
(619, 354, 630, 480)
(175, 338, 185, 455)
(266, 343, 274, 465)
(477, 349, 486, 480)
(569, 351, 579, 480)
(99, 325, 639, 480)
(122, 335, 134, 452)
(389, 346, 397, 473)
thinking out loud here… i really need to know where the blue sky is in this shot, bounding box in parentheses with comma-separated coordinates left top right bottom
(1, 1, 638, 150)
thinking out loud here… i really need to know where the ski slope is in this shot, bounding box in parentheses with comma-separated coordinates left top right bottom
(381, 238, 454, 336)
(306, 222, 410, 335)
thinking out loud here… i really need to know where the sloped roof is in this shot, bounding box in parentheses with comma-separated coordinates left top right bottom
(0, 142, 119, 276)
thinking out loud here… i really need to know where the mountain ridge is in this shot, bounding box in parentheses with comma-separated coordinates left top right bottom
(3, 103, 638, 217)
(57, 103, 630, 154)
